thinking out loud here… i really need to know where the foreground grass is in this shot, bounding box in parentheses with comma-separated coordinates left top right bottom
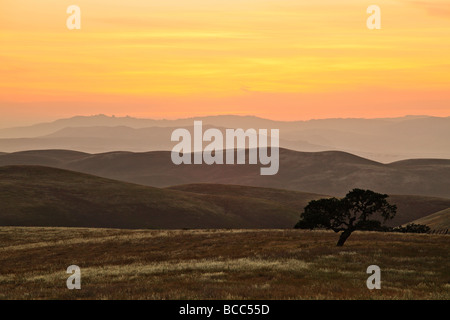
(0, 227, 448, 299)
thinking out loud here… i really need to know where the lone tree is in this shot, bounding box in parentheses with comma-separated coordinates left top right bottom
(295, 189, 397, 246)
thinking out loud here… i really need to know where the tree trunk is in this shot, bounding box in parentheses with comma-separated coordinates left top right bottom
(336, 229, 353, 247)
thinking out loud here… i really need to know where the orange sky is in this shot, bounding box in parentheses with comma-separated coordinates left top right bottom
(1, 0, 449, 126)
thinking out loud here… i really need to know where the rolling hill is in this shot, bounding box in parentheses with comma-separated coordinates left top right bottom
(0, 165, 326, 229)
(1, 165, 448, 229)
(409, 208, 450, 230)
(0, 148, 449, 198)
(169, 184, 450, 227)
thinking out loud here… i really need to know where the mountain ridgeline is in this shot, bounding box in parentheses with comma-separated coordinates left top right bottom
(0, 114, 449, 162)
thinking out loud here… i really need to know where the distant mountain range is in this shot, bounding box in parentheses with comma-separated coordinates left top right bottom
(1, 165, 448, 229)
(0, 114, 449, 162)
(1, 148, 449, 199)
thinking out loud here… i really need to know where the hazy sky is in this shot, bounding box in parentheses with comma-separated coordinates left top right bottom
(1, 0, 449, 126)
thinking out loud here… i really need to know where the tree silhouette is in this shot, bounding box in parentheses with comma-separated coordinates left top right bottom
(295, 189, 397, 246)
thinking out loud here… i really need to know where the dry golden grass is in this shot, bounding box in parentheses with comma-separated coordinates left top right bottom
(0, 227, 448, 300)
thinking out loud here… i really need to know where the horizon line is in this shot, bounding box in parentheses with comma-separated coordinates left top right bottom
(1, 113, 448, 130)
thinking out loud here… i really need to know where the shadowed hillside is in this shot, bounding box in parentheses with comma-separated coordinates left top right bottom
(0, 166, 324, 229)
(409, 208, 450, 230)
(0, 166, 448, 228)
(169, 184, 322, 209)
(1, 148, 449, 198)
(169, 184, 450, 227)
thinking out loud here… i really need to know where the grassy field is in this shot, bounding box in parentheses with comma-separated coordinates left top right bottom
(0, 227, 448, 300)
